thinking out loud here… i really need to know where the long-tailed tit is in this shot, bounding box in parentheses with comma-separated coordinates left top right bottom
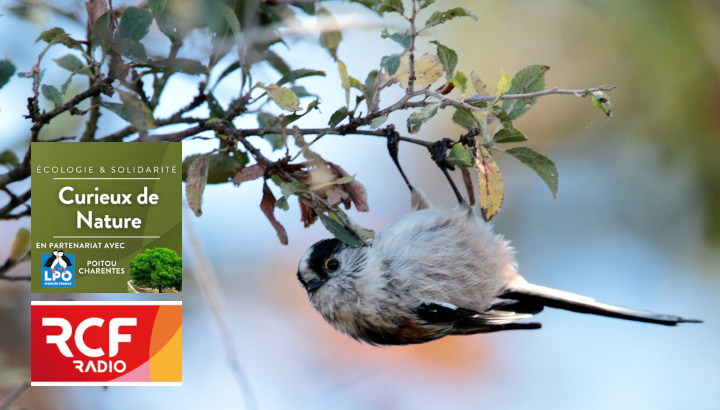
(297, 190, 701, 345)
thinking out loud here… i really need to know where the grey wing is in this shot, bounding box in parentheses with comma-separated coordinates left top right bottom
(413, 301, 542, 335)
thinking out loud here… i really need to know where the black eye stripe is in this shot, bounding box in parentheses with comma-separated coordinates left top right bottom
(308, 238, 342, 278)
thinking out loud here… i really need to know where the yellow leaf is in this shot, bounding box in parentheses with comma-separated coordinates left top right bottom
(9, 228, 30, 261)
(476, 146, 504, 221)
(494, 71, 510, 104)
(266, 84, 300, 112)
(338, 60, 350, 106)
(118, 90, 157, 130)
(393, 54, 444, 89)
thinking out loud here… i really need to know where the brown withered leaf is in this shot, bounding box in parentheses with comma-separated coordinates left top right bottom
(476, 146, 504, 221)
(327, 162, 369, 212)
(232, 163, 265, 184)
(436, 82, 455, 95)
(185, 153, 210, 217)
(297, 166, 353, 210)
(261, 182, 288, 245)
(85, 0, 108, 26)
(298, 196, 318, 228)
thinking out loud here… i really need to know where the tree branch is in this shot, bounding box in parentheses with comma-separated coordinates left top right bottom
(0, 379, 31, 409)
(0, 252, 31, 282)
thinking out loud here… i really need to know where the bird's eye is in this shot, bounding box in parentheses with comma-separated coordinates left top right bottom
(324, 258, 340, 272)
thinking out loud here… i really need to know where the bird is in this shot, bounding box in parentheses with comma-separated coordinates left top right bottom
(296, 190, 702, 346)
(44, 250, 72, 273)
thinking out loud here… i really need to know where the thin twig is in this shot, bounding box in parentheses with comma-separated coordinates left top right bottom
(0, 379, 31, 409)
(0, 252, 31, 282)
(182, 207, 256, 410)
(407, 1, 418, 93)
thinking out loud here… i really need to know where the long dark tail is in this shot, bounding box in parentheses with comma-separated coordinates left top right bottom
(500, 282, 702, 326)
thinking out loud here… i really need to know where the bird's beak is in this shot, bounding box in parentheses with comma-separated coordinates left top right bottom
(306, 279, 325, 292)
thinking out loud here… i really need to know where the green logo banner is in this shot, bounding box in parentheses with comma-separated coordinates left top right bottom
(31, 142, 182, 293)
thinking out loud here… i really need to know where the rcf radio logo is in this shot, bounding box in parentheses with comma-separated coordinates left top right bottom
(41, 250, 75, 287)
(31, 302, 182, 386)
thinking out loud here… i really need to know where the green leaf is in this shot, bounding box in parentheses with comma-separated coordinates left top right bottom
(494, 71, 510, 103)
(257, 112, 284, 150)
(318, 7, 342, 60)
(419, 0, 436, 11)
(318, 213, 364, 247)
(181, 152, 248, 185)
(407, 103, 440, 134)
(35, 27, 83, 51)
(363, 70, 379, 103)
(275, 196, 289, 211)
(216, 3, 246, 62)
(382, 29, 411, 51)
(476, 146, 504, 221)
(295, 3, 317, 15)
(492, 128, 527, 143)
(206, 93, 225, 118)
(430, 41, 457, 78)
(371, 115, 387, 128)
(266, 84, 300, 111)
(185, 153, 210, 216)
(91, 12, 113, 51)
(505, 147, 558, 198)
(381, 53, 403, 76)
(310, 175, 355, 191)
(41, 84, 63, 109)
(279, 99, 319, 128)
(290, 86, 314, 99)
(54, 54, 91, 76)
(199, 153, 249, 184)
(147, 58, 207, 75)
(0, 150, 19, 168)
(452, 106, 477, 130)
(149, 0, 167, 15)
(9, 228, 30, 261)
(425, 7, 477, 29)
(114, 38, 148, 62)
(471, 71, 489, 96)
(491, 107, 513, 132)
(119, 7, 152, 40)
(281, 181, 309, 198)
(277, 69, 326, 86)
(502, 64, 550, 119)
(101, 102, 132, 122)
(450, 70, 468, 93)
(377, 0, 404, 14)
(329, 207, 375, 240)
(591, 90, 613, 117)
(446, 143, 474, 168)
(264, 50, 291, 75)
(0, 59, 16, 89)
(329, 106, 349, 128)
(156, 10, 181, 43)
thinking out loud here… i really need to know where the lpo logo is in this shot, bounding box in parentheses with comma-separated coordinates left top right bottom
(31, 302, 182, 386)
(41, 250, 75, 287)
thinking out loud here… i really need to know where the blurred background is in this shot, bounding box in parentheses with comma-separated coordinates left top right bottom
(1, 0, 719, 409)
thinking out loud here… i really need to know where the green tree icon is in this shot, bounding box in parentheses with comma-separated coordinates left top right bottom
(129, 248, 182, 293)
